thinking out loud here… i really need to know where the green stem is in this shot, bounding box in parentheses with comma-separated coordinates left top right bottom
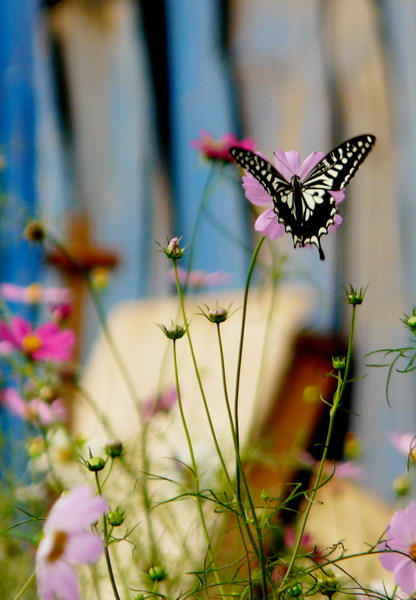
(13, 570, 36, 600)
(278, 304, 358, 593)
(173, 260, 233, 491)
(232, 236, 270, 599)
(94, 472, 121, 600)
(172, 339, 225, 597)
(45, 231, 142, 423)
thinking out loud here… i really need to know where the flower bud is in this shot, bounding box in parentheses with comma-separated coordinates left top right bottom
(87, 457, 106, 472)
(261, 489, 270, 501)
(393, 474, 412, 498)
(50, 302, 72, 323)
(163, 237, 185, 260)
(107, 508, 126, 526)
(345, 284, 366, 305)
(24, 220, 46, 242)
(38, 385, 58, 402)
(287, 582, 303, 598)
(158, 322, 186, 340)
(331, 356, 346, 370)
(91, 267, 110, 291)
(105, 439, 123, 458)
(198, 303, 235, 324)
(343, 432, 362, 461)
(27, 436, 45, 458)
(148, 565, 168, 582)
(316, 570, 339, 598)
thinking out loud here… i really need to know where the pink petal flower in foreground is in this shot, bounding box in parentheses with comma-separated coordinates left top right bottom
(36, 486, 108, 600)
(0, 387, 67, 425)
(379, 500, 416, 595)
(169, 267, 230, 289)
(192, 130, 256, 163)
(241, 149, 344, 240)
(0, 316, 75, 362)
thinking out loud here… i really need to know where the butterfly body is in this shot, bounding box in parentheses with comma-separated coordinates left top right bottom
(230, 134, 376, 260)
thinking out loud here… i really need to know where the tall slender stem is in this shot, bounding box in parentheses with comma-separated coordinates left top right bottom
(172, 339, 225, 597)
(173, 260, 233, 491)
(94, 472, 121, 600)
(278, 304, 358, 593)
(232, 235, 269, 599)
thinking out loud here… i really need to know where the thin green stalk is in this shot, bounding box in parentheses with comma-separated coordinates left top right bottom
(173, 260, 233, 492)
(233, 235, 266, 450)
(172, 339, 225, 597)
(46, 230, 162, 569)
(278, 304, 358, 593)
(231, 235, 269, 599)
(13, 570, 36, 600)
(45, 231, 142, 423)
(94, 472, 121, 600)
(140, 423, 160, 565)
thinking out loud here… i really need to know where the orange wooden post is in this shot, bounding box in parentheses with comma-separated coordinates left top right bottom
(46, 211, 119, 362)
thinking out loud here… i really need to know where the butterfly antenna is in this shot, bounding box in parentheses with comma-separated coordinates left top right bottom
(272, 152, 295, 177)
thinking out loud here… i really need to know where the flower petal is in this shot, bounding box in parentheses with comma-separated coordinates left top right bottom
(242, 174, 272, 207)
(254, 208, 285, 239)
(1, 387, 27, 418)
(393, 554, 416, 595)
(272, 149, 296, 181)
(44, 486, 108, 533)
(65, 530, 104, 564)
(328, 214, 343, 233)
(297, 152, 325, 180)
(37, 559, 79, 600)
(329, 189, 345, 204)
(11, 316, 32, 341)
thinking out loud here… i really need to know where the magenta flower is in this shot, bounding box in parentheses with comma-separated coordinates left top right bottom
(0, 387, 67, 425)
(169, 267, 230, 289)
(192, 130, 256, 163)
(379, 500, 416, 595)
(36, 486, 108, 600)
(242, 149, 344, 240)
(0, 282, 71, 305)
(0, 316, 75, 362)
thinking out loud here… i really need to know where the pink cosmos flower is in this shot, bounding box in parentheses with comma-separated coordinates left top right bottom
(36, 486, 108, 600)
(169, 267, 230, 289)
(241, 149, 345, 240)
(0, 316, 75, 362)
(390, 432, 416, 459)
(0, 387, 67, 425)
(379, 500, 416, 595)
(192, 130, 256, 163)
(0, 283, 71, 305)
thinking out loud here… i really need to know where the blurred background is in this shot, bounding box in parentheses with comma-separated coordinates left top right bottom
(1, 0, 416, 500)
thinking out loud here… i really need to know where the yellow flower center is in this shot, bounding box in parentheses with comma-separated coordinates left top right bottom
(409, 542, 416, 561)
(21, 333, 42, 354)
(47, 530, 68, 563)
(25, 283, 43, 303)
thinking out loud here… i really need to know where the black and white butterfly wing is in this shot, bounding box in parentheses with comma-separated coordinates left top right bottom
(303, 135, 376, 190)
(229, 147, 291, 198)
(229, 146, 332, 258)
(230, 134, 376, 260)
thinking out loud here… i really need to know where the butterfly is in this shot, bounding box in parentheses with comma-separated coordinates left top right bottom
(230, 134, 376, 260)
